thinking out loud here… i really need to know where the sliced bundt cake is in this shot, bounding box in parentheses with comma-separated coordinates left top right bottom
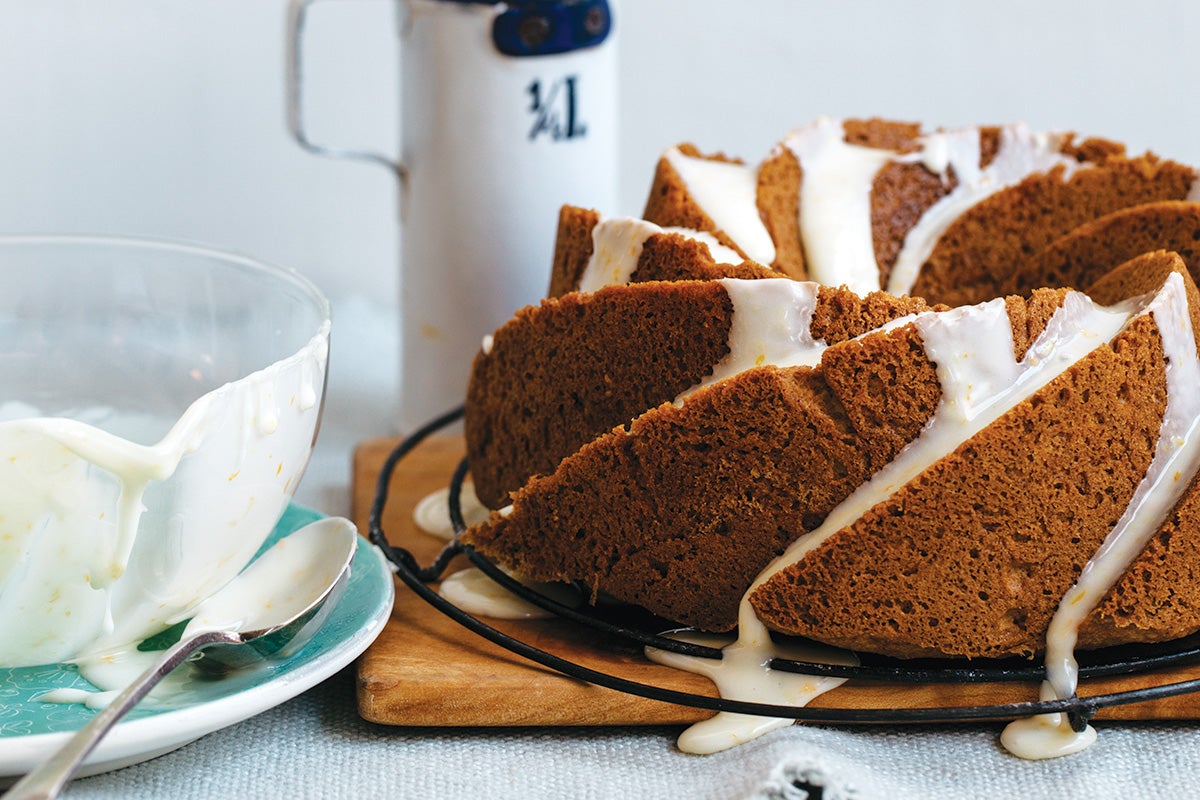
(464, 253, 1200, 659)
(455, 115, 1200, 759)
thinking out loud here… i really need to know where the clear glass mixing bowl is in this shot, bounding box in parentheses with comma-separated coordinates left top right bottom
(0, 235, 332, 667)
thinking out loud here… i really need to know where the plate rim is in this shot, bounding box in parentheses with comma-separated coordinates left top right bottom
(0, 505, 395, 778)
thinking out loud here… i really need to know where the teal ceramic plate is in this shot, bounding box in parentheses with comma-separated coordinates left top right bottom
(0, 504, 395, 780)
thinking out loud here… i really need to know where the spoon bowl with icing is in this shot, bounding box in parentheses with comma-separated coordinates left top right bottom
(2, 516, 358, 800)
(0, 235, 331, 669)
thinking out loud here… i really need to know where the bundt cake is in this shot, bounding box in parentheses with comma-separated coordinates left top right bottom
(465, 252, 1200, 657)
(456, 116, 1200, 757)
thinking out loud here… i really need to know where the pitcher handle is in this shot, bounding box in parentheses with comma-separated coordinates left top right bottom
(285, 0, 406, 183)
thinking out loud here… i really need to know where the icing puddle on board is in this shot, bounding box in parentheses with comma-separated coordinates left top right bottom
(414, 482, 579, 621)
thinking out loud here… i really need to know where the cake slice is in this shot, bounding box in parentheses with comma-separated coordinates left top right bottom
(1008, 200, 1200, 297)
(750, 251, 1200, 657)
(465, 279, 935, 508)
(1075, 251, 1200, 648)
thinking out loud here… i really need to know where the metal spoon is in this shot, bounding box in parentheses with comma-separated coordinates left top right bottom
(3, 516, 358, 800)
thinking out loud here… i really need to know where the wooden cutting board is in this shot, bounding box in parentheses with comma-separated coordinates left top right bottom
(351, 435, 1200, 727)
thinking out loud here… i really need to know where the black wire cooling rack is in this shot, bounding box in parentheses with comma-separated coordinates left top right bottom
(367, 406, 1200, 732)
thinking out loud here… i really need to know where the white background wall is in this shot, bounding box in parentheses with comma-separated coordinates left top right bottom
(3, 0, 1199, 307)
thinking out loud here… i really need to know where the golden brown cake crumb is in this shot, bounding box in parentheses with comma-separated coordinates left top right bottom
(465, 281, 735, 508)
(468, 288, 1091, 637)
(751, 304, 1174, 658)
(755, 146, 805, 279)
(465, 356, 940, 629)
(1010, 201, 1200, 296)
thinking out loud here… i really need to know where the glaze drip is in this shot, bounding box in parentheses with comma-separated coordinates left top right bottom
(1003, 272, 1200, 758)
(676, 279, 825, 401)
(664, 147, 777, 265)
(580, 215, 741, 293)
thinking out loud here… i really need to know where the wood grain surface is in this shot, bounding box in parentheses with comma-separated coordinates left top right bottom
(352, 435, 1200, 727)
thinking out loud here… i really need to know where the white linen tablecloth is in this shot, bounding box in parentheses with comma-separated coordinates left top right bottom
(65, 666, 1200, 800)
(57, 296, 1200, 799)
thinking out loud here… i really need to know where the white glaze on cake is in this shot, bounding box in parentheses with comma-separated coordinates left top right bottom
(1003, 272, 1200, 758)
(579, 215, 741, 293)
(909, 126, 981, 178)
(887, 124, 1080, 295)
(649, 288, 1155, 755)
(664, 147, 777, 266)
(784, 117, 895, 295)
(677, 279, 825, 401)
(783, 118, 1081, 297)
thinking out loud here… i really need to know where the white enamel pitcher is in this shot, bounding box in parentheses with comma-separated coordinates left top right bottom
(287, 0, 618, 432)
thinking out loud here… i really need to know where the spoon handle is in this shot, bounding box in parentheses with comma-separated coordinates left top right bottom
(3, 630, 241, 800)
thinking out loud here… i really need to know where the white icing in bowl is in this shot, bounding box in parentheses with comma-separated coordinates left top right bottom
(0, 235, 331, 668)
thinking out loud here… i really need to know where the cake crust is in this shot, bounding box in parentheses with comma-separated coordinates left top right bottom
(1009, 201, 1200, 297)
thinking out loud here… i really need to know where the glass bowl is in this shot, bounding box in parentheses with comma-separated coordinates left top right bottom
(0, 235, 331, 668)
